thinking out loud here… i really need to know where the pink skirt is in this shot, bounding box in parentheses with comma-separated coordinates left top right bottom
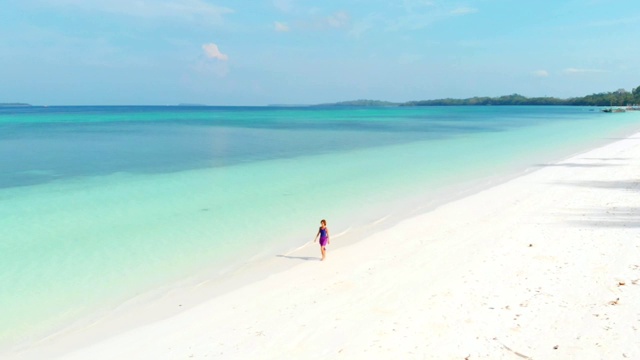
(319, 237, 328, 247)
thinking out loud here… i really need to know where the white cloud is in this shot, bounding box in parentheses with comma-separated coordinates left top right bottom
(274, 21, 290, 32)
(450, 7, 478, 15)
(202, 43, 228, 61)
(533, 70, 549, 77)
(563, 68, 606, 74)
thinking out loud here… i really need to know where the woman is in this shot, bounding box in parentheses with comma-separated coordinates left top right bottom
(313, 219, 330, 261)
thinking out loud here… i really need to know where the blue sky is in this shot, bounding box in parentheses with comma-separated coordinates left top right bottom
(1, 0, 639, 105)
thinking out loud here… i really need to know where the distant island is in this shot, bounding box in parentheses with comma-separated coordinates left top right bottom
(267, 104, 313, 107)
(0, 103, 32, 107)
(318, 85, 640, 107)
(3, 84, 639, 108)
(315, 99, 398, 107)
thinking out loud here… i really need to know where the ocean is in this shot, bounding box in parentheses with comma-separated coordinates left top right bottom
(1, 105, 639, 349)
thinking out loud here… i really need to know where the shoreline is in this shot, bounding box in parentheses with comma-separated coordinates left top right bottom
(7, 129, 640, 358)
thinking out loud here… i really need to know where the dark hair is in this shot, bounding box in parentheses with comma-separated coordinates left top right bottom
(320, 219, 327, 225)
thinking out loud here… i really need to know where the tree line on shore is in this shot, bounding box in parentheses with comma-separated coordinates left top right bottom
(322, 85, 640, 107)
(0, 102, 31, 107)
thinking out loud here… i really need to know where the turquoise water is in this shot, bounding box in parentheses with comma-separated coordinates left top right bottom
(1, 106, 639, 348)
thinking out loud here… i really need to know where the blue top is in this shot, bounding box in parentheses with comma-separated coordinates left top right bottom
(319, 227, 327, 239)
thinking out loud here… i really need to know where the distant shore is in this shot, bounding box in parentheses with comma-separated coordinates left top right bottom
(0, 103, 31, 107)
(316, 89, 640, 107)
(5, 83, 638, 108)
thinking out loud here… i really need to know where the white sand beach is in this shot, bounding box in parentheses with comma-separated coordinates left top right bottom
(12, 132, 640, 359)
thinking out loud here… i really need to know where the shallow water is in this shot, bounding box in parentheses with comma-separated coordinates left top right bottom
(1, 105, 638, 347)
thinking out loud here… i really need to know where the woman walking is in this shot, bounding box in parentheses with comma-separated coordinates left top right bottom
(314, 219, 330, 261)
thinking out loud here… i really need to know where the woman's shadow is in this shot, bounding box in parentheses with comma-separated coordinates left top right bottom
(276, 255, 320, 261)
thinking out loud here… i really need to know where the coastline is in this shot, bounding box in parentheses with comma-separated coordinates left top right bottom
(5, 107, 639, 356)
(7, 130, 640, 358)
